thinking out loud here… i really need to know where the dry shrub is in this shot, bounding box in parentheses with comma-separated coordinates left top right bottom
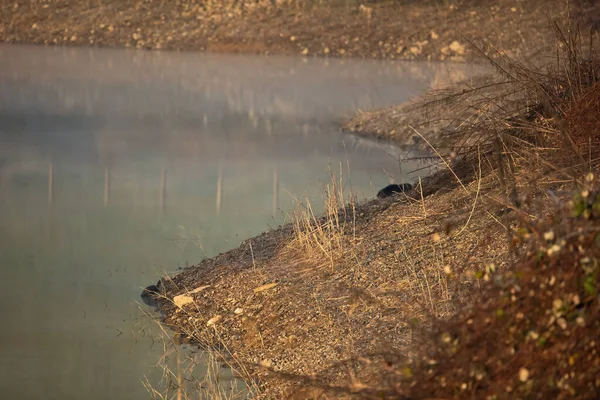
(414, 18, 600, 197)
(395, 176, 600, 399)
(566, 81, 600, 152)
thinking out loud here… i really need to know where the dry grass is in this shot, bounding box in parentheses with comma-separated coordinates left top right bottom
(286, 164, 357, 271)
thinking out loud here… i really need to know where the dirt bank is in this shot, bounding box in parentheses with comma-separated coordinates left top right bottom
(1, 0, 595, 62)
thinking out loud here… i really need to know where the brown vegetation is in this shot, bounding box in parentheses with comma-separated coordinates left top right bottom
(401, 178, 600, 399)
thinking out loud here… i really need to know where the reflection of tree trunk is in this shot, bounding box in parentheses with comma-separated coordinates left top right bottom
(48, 162, 53, 204)
(104, 167, 109, 208)
(159, 168, 167, 214)
(272, 167, 279, 217)
(216, 166, 223, 215)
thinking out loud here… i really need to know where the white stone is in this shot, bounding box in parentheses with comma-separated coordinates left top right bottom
(449, 41, 466, 55)
(173, 294, 194, 308)
(207, 315, 222, 326)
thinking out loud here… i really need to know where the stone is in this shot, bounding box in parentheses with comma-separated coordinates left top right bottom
(254, 283, 278, 292)
(409, 46, 421, 56)
(207, 315, 222, 326)
(377, 183, 413, 199)
(173, 294, 194, 308)
(190, 285, 211, 294)
(449, 40, 466, 55)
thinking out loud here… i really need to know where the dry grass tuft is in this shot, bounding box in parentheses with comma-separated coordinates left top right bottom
(567, 81, 600, 152)
(286, 164, 356, 271)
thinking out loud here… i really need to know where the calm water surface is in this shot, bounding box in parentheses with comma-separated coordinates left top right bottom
(0, 44, 477, 399)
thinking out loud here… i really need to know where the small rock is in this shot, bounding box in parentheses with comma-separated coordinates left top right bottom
(449, 40, 465, 55)
(430, 31, 439, 40)
(173, 294, 194, 308)
(70, 35, 77, 42)
(290, 35, 296, 41)
(190, 285, 210, 294)
(518, 368, 529, 382)
(409, 46, 421, 56)
(234, 308, 244, 315)
(301, 48, 309, 55)
(207, 315, 222, 326)
(253, 283, 278, 293)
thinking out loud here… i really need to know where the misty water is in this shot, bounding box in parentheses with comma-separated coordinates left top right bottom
(0, 44, 477, 399)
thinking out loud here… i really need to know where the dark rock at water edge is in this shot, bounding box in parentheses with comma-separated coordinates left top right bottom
(141, 280, 162, 307)
(377, 183, 413, 199)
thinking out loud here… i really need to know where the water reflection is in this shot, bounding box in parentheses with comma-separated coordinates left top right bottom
(0, 44, 476, 399)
